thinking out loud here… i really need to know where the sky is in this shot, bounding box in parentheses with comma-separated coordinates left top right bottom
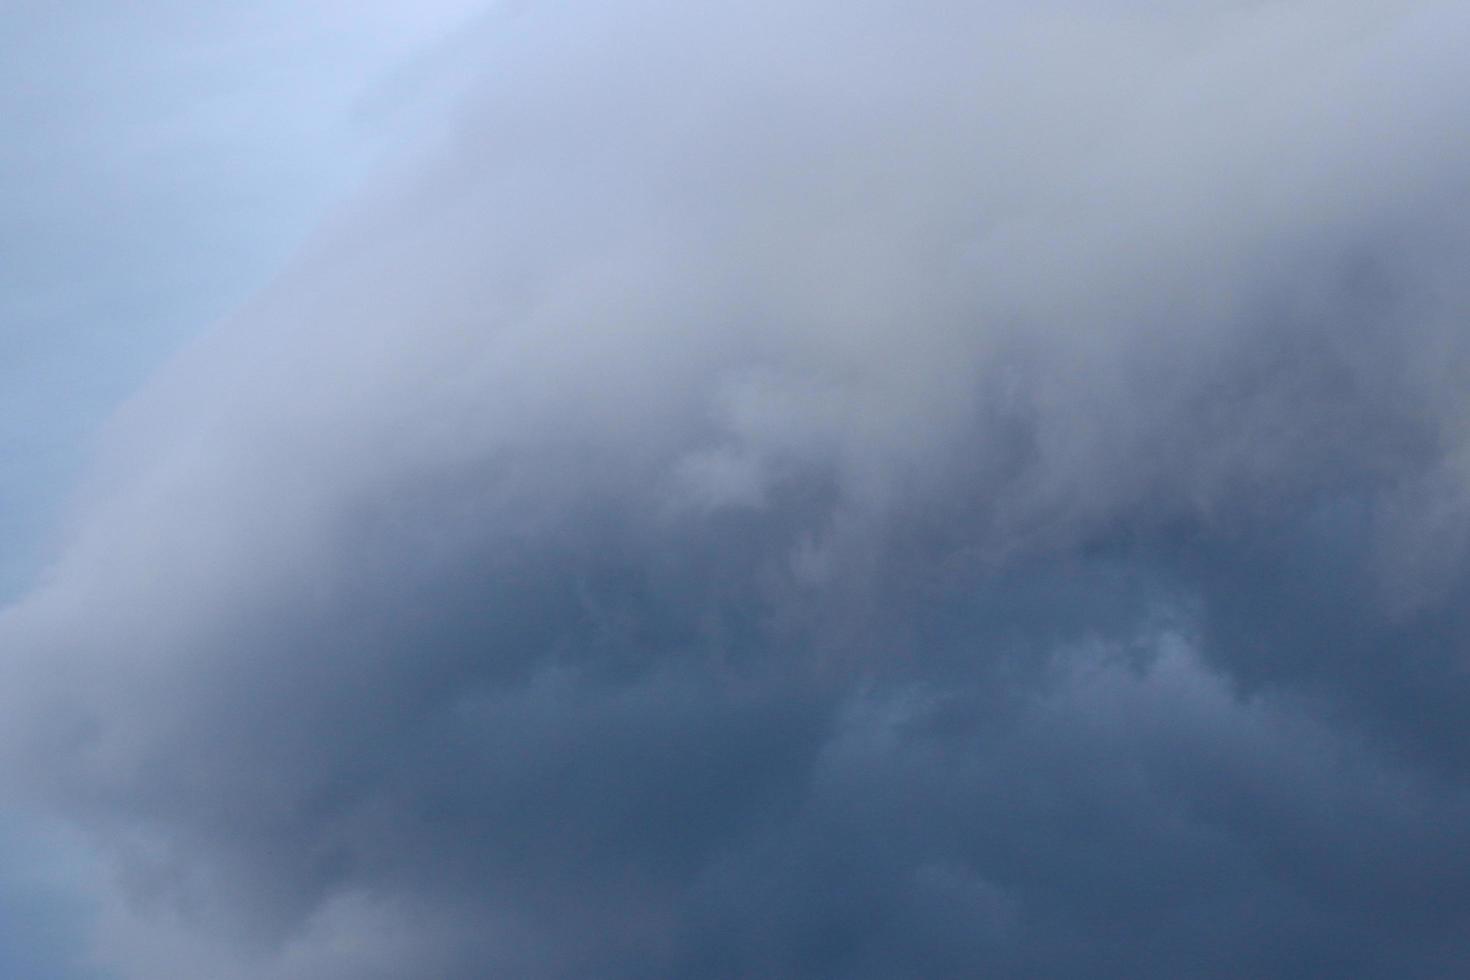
(0, 0, 483, 599)
(3, 1, 1470, 977)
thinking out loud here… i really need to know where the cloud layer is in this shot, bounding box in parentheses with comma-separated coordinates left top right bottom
(5, 2, 1470, 976)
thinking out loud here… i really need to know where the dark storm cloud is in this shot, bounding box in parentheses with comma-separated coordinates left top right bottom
(4, 1, 1470, 976)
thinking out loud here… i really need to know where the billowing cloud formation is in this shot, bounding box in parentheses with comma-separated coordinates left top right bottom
(6, 1, 1470, 976)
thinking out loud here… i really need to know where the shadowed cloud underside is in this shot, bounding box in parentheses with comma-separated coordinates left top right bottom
(4, 2, 1470, 977)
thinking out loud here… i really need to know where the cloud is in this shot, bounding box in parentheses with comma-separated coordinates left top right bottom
(0, 0, 487, 602)
(4, 1, 1470, 976)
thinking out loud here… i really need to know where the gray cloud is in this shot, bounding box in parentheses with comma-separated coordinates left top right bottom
(5, 1, 1470, 976)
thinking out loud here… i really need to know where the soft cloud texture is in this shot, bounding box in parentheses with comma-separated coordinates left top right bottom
(5, 1, 1470, 976)
(0, 0, 483, 600)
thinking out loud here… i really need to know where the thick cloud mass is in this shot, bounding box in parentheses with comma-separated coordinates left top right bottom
(6, 2, 1470, 977)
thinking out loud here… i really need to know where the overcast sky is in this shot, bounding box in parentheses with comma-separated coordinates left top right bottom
(4, 2, 1470, 977)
